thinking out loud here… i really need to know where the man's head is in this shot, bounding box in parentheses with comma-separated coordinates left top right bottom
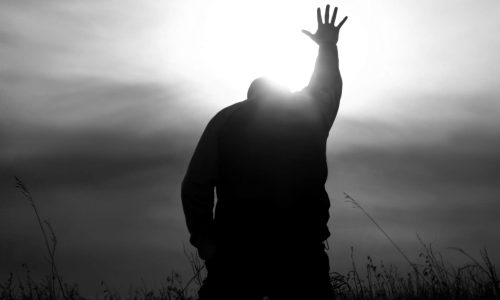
(247, 77, 289, 101)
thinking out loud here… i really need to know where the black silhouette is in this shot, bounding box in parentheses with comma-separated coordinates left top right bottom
(182, 5, 347, 300)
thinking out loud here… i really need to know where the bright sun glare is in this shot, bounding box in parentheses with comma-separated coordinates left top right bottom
(204, 1, 318, 92)
(168, 1, 323, 97)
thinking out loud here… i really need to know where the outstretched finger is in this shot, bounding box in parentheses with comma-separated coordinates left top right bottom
(337, 16, 348, 28)
(325, 5, 330, 25)
(301, 29, 314, 39)
(331, 7, 338, 26)
(317, 7, 322, 25)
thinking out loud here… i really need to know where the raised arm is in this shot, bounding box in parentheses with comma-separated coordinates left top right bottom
(302, 5, 347, 128)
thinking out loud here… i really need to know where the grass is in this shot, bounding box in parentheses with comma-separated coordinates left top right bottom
(2, 178, 498, 300)
(331, 245, 499, 300)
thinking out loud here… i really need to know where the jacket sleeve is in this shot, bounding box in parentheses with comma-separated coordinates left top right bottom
(181, 115, 221, 249)
(307, 43, 343, 130)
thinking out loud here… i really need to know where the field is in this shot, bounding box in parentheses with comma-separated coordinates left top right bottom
(2, 178, 498, 300)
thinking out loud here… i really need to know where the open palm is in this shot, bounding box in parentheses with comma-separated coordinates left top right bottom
(302, 5, 348, 46)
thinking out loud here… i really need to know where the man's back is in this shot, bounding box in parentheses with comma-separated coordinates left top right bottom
(214, 89, 332, 247)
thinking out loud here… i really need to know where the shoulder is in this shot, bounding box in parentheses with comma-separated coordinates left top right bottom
(296, 86, 328, 102)
(206, 100, 246, 131)
(214, 101, 245, 118)
(292, 87, 338, 131)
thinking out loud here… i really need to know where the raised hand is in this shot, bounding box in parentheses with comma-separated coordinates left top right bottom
(302, 5, 348, 46)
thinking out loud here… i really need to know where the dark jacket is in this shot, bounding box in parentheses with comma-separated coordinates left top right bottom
(182, 44, 343, 250)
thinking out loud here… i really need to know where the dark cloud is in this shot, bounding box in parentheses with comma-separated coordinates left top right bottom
(0, 74, 213, 296)
(333, 127, 500, 189)
(0, 123, 196, 296)
(324, 115, 500, 274)
(3, 128, 188, 187)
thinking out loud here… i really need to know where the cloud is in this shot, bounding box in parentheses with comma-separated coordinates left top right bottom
(333, 126, 500, 189)
(0, 120, 196, 298)
(0, 73, 213, 296)
(325, 113, 500, 272)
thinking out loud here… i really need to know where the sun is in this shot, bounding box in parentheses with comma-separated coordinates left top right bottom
(165, 0, 321, 99)
(202, 1, 318, 92)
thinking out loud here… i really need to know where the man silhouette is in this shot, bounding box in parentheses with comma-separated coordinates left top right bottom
(182, 5, 347, 300)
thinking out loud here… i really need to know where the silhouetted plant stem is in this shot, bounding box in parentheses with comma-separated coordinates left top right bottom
(15, 176, 68, 300)
(181, 244, 206, 296)
(344, 192, 428, 289)
(350, 246, 365, 299)
(449, 246, 500, 300)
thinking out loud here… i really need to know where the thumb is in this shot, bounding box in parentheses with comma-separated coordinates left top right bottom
(301, 29, 314, 39)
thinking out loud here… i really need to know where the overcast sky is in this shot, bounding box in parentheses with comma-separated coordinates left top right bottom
(1, 0, 500, 296)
